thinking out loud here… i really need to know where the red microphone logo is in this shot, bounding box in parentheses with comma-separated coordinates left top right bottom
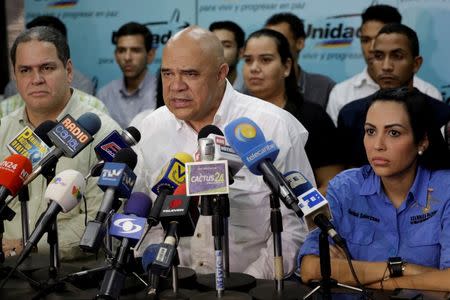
(169, 198, 183, 209)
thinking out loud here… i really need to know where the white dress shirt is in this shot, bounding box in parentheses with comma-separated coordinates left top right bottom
(326, 67, 443, 125)
(133, 81, 313, 279)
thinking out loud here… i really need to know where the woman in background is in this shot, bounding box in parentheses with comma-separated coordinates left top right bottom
(299, 88, 450, 291)
(242, 29, 343, 194)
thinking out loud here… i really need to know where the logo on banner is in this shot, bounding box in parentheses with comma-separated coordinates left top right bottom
(305, 13, 361, 48)
(47, 1, 79, 8)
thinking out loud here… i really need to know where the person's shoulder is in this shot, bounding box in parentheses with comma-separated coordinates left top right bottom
(68, 92, 121, 132)
(303, 70, 336, 86)
(139, 105, 171, 127)
(96, 79, 121, 97)
(332, 72, 363, 92)
(72, 88, 108, 113)
(329, 166, 369, 190)
(340, 92, 374, 116)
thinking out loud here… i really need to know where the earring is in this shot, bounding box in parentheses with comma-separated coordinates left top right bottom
(418, 149, 423, 155)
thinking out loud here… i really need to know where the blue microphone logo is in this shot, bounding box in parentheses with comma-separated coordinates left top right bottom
(110, 213, 146, 240)
(113, 218, 143, 234)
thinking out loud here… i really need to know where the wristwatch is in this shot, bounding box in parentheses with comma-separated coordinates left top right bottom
(388, 256, 406, 277)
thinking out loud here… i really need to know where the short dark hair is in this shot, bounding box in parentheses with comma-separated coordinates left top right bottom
(209, 21, 245, 49)
(377, 23, 419, 57)
(10, 26, 70, 67)
(26, 15, 67, 38)
(367, 87, 450, 170)
(361, 5, 402, 25)
(244, 29, 302, 106)
(265, 12, 306, 39)
(112, 22, 153, 52)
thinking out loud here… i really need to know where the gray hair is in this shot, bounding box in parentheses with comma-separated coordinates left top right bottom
(10, 26, 70, 67)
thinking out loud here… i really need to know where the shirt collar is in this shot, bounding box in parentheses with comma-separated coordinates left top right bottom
(18, 88, 77, 127)
(359, 164, 431, 207)
(352, 67, 379, 89)
(119, 70, 149, 97)
(172, 80, 232, 132)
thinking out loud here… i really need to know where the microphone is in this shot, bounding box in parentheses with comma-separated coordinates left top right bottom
(89, 127, 141, 178)
(0, 154, 32, 204)
(94, 126, 141, 162)
(15, 169, 85, 266)
(23, 112, 101, 186)
(147, 221, 179, 295)
(97, 192, 152, 300)
(284, 170, 345, 249)
(79, 148, 137, 252)
(7, 121, 55, 167)
(224, 117, 303, 217)
(109, 192, 152, 245)
(159, 183, 199, 237)
(147, 152, 194, 227)
(147, 183, 199, 295)
(197, 125, 243, 179)
(141, 244, 160, 273)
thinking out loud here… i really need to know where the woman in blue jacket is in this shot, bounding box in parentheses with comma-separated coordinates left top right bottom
(299, 87, 450, 291)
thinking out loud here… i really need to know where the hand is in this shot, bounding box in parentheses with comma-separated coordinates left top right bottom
(2, 239, 23, 257)
(329, 244, 346, 259)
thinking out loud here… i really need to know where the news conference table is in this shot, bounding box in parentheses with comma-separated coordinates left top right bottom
(1, 259, 449, 299)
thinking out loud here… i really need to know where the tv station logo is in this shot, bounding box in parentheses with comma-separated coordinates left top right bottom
(47, 114, 93, 158)
(97, 162, 136, 198)
(110, 213, 146, 241)
(8, 126, 50, 166)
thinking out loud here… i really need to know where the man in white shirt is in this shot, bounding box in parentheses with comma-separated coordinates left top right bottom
(133, 26, 313, 279)
(326, 4, 442, 125)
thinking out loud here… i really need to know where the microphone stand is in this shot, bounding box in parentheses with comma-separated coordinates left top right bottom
(44, 167, 60, 280)
(193, 194, 252, 300)
(303, 231, 362, 300)
(18, 187, 31, 246)
(158, 250, 198, 300)
(249, 194, 303, 300)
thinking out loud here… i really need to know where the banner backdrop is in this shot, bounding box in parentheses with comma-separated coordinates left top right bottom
(24, 0, 450, 102)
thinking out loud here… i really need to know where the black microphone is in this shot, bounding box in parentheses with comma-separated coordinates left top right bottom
(147, 153, 193, 227)
(79, 148, 137, 253)
(97, 192, 152, 300)
(23, 112, 101, 186)
(89, 126, 141, 178)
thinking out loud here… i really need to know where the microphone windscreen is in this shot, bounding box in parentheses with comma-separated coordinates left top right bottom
(173, 152, 194, 164)
(0, 154, 32, 196)
(77, 112, 101, 136)
(198, 124, 223, 139)
(112, 148, 138, 169)
(124, 126, 141, 144)
(141, 244, 160, 271)
(44, 169, 86, 212)
(124, 192, 152, 217)
(224, 117, 279, 175)
(173, 183, 187, 195)
(34, 120, 57, 146)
